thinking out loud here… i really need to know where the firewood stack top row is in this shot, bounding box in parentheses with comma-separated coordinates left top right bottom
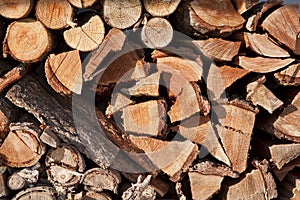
(0, 0, 300, 199)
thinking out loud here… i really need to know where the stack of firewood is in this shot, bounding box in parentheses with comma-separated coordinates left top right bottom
(0, 0, 300, 199)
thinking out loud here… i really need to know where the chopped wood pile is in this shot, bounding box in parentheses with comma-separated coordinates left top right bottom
(0, 0, 300, 199)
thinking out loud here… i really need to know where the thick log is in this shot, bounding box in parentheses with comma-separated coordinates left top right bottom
(0, 0, 34, 19)
(143, 0, 181, 17)
(141, 17, 173, 49)
(63, 13, 105, 52)
(3, 19, 51, 63)
(262, 4, 300, 55)
(103, 0, 142, 29)
(275, 63, 300, 86)
(35, 0, 74, 30)
(45, 50, 83, 94)
(67, 0, 97, 8)
(12, 186, 56, 200)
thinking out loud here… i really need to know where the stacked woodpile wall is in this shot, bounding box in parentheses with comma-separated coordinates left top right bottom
(0, 0, 300, 199)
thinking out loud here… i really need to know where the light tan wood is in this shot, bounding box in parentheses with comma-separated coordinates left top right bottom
(47, 165, 82, 187)
(84, 192, 112, 200)
(0, 166, 9, 197)
(12, 186, 56, 200)
(0, 122, 45, 168)
(275, 63, 300, 86)
(106, 93, 133, 117)
(141, 17, 173, 49)
(143, 0, 181, 17)
(40, 127, 61, 148)
(245, 33, 290, 58)
(246, 76, 283, 114)
(67, 0, 96, 8)
(237, 56, 295, 73)
(231, 0, 259, 14)
(63, 14, 105, 52)
(0, 0, 34, 19)
(188, 172, 223, 200)
(7, 173, 26, 190)
(3, 19, 51, 63)
(121, 100, 167, 137)
(35, 0, 74, 30)
(129, 136, 198, 182)
(193, 38, 241, 61)
(262, 4, 300, 55)
(45, 50, 82, 94)
(103, 0, 142, 29)
(82, 168, 121, 194)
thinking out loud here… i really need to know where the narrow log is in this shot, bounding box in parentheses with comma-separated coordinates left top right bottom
(0, 122, 46, 168)
(121, 100, 167, 137)
(141, 17, 173, 49)
(193, 38, 241, 62)
(231, 0, 259, 14)
(7, 173, 27, 191)
(3, 19, 51, 63)
(82, 168, 121, 194)
(35, 0, 74, 30)
(12, 186, 56, 200)
(246, 76, 283, 114)
(244, 33, 290, 58)
(237, 56, 295, 73)
(45, 50, 83, 94)
(40, 127, 61, 148)
(67, 0, 97, 8)
(0, 0, 34, 19)
(103, 0, 142, 29)
(275, 63, 300, 86)
(143, 0, 181, 17)
(262, 4, 300, 55)
(63, 13, 105, 52)
(0, 166, 9, 197)
(188, 172, 223, 200)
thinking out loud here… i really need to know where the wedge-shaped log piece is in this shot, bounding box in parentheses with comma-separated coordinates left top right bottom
(129, 136, 198, 182)
(246, 76, 283, 114)
(0, 122, 46, 168)
(67, 0, 96, 8)
(275, 63, 300, 86)
(12, 186, 56, 200)
(3, 19, 51, 63)
(238, 56, 294, 73)
(103, 0, 142, 29)
(0, 0, 34, 19)
(188, 172, 223, 200)
(245, 33, 290, 58)
(193, 38, 241, 61)
(106, 93, 133, 117)
(143, 0, 181, 17)
(121, 100, 167, 137)
(262, 4, 300, 55)
(231, 0, 259, 14)
(45, 50, 82, 94)
(217, 100, 258, 173)
(64, 14, 105, 52)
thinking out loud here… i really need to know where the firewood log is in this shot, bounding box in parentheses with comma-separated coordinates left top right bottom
(0, 166, 9, 197)
(141, 17, 173, 49)
(40, 127, 61, 148)
(143, 0, 181, 17)
(35, 0, 74, 30)
(3, 19, 52, 63)
(274, 63, 300, 86)
(0, 0, 34, 19)
(12, 186, 56, 200)
(63, 13, 105, 52)
(67, 0, 97, 8)
(0, 98, 18, 140)
(278, 170, 300, 200)
(103, 0, 142, 29)
(231, 0, 259, 14)
(7, 173, 27, 191)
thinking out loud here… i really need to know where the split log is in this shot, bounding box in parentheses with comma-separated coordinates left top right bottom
(45, 50, 83, 94)
(269, 143, 300, 170)
(40, 127, 61, 148)
(0, 122, 46, 168)
(143, 0, 181, 17)
(262, 4, 300, 55)
(103, 0, 142, 29)
(0, 0, 34, 19)
(106, 93, 133, 117)
(0, 98, 18, 140)
(188, 172, 223, 200)
(274, 63, 300, 86)
(224, 159, 277, 199)
(82, 168, 121, 194)
(129, 136, 198, 182)
(63, 13, 105, 52)
(278, 170, 300, 200)
(231, 0, 259, 14)
(0, 166, 9, 197)
(67, 0, 97, 8)
(83, 192, 112, 200)
(193, 38, 241, 62)
(217, 100, 258, 173)
(3, 19, 51, 63)
(12, 186, 56, 200)
(244, 33, 290, 58)
(237, 56, 295, 73)
(35, 0, 74, 30)
(141, 17, 173, 49)
(246, 76, 283, 114)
